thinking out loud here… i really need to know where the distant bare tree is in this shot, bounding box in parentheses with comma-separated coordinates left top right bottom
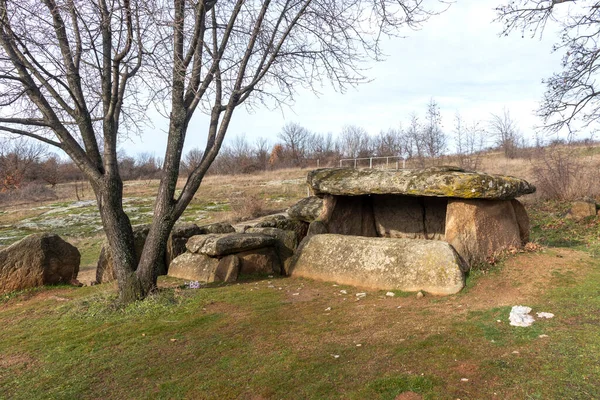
(254, 137, 270, 171)
(0, 139, 46, 191)
(375, 127, 406, 157)
(338, 125, 372, 158)
(453, 113, 486, 170)
(422, 99, 446, 160)
(277, 122, 311, 167)
(0, 0, 448, 302)
(489, 108, 521, 159)
(496, 0, 600, 132)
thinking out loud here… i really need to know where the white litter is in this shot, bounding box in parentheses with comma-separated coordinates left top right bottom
(325, 307, 331, 311)
(539, 334, 549, 338)
(356, 292, 367, 298)
(461, 378, 469, 382)
(340, 290, 348, 295)
(386, 292, 395, 297)
(509, 305, 535, 327)
(331, 354, 340, 359)
(537, 312, 554, 319)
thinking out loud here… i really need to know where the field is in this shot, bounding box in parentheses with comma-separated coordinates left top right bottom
(1, 164, 600, 399)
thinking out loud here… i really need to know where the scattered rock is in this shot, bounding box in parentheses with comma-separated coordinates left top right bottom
(536, 312, 554, 319)
(416, 291, 424, 299)
(386, 291, 395, 297)
(287, 196, 323, 222)
(291, 234, 467, 295)
(0, 233, 80, 294)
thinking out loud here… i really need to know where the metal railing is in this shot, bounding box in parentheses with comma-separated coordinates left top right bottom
(339, 156, 406, 170)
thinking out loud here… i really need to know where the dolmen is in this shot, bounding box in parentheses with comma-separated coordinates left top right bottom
(288, 166, 535, 295)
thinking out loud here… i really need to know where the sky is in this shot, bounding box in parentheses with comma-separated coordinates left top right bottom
(121, 0, 566, 157)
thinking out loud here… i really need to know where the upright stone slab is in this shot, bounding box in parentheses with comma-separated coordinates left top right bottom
(325, 195, 377, 237)
(290, 234, 466, 295)
(373, 195, 424, 239)
(445, 199, 521, 266)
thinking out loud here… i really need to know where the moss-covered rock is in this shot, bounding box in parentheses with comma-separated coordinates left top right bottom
(308, 167, 535, 200)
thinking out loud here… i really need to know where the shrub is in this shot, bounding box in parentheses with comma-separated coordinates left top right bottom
(531, 145, 600, 200)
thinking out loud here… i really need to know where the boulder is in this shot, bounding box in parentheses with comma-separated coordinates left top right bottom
(197, 222, 236, 234)
(95, 225, 159, 283)
(0, 234, 80, 294)
(445, 199, 521, 266)
(287, 196, 323, 222)
(306, 220, 328, 237)
(246, 227, 298, 275)
(290, 234, 466, 295)
(253, 214, 309, 242)
(569, 199, 597, 219)
(167, 253, 220, 282)
(308, 167, 536, 200)
(237, 247, 282, 275)
(186, 233, 277, 256)
(511, 199, 530, 244)
(166, 223, 204, 268)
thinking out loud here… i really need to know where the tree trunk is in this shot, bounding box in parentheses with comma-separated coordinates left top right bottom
(95, 177, 143, 303)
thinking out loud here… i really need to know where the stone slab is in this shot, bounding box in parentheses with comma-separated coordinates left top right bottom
(308, 167, 535, 200)
(290, 234, 466, 295)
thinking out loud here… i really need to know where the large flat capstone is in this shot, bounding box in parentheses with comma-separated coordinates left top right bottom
(290, 234, 467, 295)
(308, 167, 535, 200)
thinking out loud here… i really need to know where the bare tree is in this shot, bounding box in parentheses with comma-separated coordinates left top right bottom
(489, 108, 521, 159)
(453, 113, 486, 170)
(338, 125, 372, 158)
(0, 0, 446, 302)
(422, 98, 446, 160)
(0, 138, 47, 191)
(277, 122, 311, 167)
(496, 0, 600, 132)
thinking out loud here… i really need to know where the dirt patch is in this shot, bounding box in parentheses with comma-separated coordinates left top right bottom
(464, 247, 591, 310)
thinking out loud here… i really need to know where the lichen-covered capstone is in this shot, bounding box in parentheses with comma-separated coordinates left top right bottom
(290, 234, 467, 295)
(308, 167, 535, 200)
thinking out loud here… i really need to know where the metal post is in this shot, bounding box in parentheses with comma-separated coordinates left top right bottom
(354, 159, 357, 168)
(339, 159, 342, 167)
(396, 160, 399, 170)
(317, 159, 320, 168)
(369, 157, 373, 169)
(386, 157, 389, 169)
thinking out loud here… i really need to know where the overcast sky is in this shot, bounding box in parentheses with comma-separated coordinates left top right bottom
(121, 0, 565, 157)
